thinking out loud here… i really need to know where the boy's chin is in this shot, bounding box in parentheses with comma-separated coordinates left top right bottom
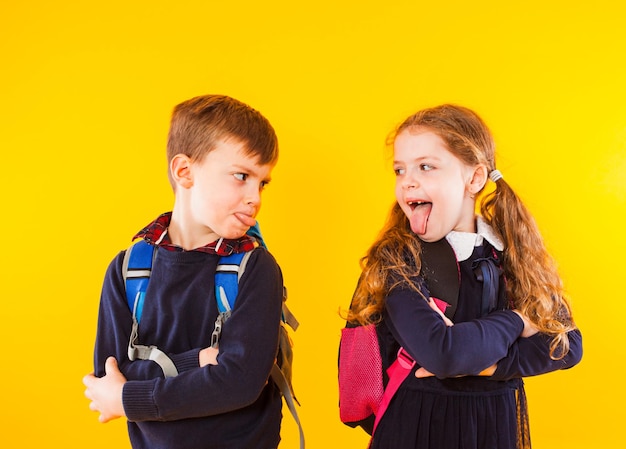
(218, 228, 248, 240)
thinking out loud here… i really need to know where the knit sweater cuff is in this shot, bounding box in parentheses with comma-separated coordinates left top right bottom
(123, 380, 159, 421)
(171, 349, 201, 374)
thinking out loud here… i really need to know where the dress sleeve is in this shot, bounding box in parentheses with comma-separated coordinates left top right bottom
(490, 328, 583, 380)
(385, 286, 525, 377)
(121, 248, 284, 422)
(93, 252, 202, 381)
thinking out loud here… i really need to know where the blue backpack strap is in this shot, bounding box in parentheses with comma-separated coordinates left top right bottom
(211, 251, 252, 348)
(213, 221, 265, 315)
(121, 240, 178, 378)
(122, 239, 155, 324)
(214, 251, 247, 314)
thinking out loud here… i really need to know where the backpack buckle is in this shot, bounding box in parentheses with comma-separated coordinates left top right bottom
(396, 347, 416, 370)
(211, 313, 226, 348)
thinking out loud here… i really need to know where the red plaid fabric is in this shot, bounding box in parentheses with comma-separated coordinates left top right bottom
(133, 212, 256, 256)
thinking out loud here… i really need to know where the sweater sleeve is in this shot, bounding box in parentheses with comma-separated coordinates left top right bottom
(121, 248, 284, 422)
(93, 252, 203, 381)
(490, 328, 583, 380)
(385, 286, 525, 377)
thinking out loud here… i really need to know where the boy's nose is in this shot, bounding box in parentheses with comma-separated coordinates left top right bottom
(246, 188, 261, 207)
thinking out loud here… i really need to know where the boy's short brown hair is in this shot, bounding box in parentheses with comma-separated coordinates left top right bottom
(166, 95, 279, 187)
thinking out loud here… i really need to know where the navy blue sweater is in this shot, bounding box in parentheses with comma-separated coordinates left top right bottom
(385, 288, 582, 379)
(382, 241, 582, 380)
(93, 245, 284, 449)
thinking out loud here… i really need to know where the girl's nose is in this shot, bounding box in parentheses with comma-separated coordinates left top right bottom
(402, 173, 418, 190)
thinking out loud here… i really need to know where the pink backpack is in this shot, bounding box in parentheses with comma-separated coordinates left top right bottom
(338, 239, 460, 435)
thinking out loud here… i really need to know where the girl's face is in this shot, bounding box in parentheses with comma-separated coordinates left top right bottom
(394, 129, 482, 242)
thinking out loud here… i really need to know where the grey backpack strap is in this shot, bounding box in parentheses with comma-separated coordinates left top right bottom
(271, 364, 305, 449)
(127, 314, 179, 378)
(282, 298, 299, 331)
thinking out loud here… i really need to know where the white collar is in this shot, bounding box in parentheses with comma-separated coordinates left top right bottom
(444, 216, 504, 262)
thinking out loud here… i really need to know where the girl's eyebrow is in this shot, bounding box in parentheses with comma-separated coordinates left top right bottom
(393, 155, 442, 165)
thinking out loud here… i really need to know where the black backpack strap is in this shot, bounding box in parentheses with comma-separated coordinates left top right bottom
(420, 238, 460, 319)
(472, 253, 503, 316)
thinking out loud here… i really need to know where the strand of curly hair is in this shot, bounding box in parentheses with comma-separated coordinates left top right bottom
(481, 178, 576, 359)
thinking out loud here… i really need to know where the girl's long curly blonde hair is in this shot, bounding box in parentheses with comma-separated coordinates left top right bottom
(347, 104, 576, 359)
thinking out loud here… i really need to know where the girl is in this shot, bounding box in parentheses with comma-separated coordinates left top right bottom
(345, 104, 582, 449)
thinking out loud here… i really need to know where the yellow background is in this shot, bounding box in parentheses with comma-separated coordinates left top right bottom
(1, 1, 624, 448)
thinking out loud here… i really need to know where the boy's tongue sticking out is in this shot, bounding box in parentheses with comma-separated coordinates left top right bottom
(409, 202, 432, 235)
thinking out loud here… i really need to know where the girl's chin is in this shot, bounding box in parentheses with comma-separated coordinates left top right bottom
(412, 228, 446, 243)
(417, 234, 442, 243)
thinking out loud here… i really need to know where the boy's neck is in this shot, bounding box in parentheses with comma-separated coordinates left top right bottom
(168, 206, 219, 251)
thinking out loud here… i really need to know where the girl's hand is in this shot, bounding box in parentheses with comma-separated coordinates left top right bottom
(416, 364, 497, 378)
(428, 297, 454, 327)
(513, 310, 539, 338)
(415, 366, 435, 378)
(199, 346, 220, 367)
(478, 364, 497, 376)
(83, 357, 126, 423)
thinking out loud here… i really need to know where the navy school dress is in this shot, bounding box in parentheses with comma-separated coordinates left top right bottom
(370, 240, 529, 449)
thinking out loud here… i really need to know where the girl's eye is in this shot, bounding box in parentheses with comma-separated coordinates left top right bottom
(260, 181, 269, 190)
(394, 167, 405, 176)
(234, 173, 248, 181)
(420, 164, 434, 171)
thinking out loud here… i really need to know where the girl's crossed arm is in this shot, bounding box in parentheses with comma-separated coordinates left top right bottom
(385, 287, 526, 378)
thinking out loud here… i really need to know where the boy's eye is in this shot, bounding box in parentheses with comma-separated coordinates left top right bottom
(260, 181, 269, 190)
(420, 164, 434, 171)
(234, 173, 248, 181)
(394, 167, 405, 176)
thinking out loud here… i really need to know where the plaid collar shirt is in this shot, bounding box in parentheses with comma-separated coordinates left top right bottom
(133, 212, 256, 256)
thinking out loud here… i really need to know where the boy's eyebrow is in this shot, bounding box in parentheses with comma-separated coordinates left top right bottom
(232, 163, 272, 182)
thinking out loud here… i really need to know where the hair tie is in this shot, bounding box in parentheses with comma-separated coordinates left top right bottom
(489, 170, 503, 183)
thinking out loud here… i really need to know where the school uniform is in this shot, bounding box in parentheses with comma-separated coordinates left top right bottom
(93, 213, 284, 449)
(370, 218, 583, 449)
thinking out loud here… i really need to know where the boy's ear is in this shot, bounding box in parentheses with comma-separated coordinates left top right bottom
(170, 154, 194, 189)
(467, 164, 488, 195)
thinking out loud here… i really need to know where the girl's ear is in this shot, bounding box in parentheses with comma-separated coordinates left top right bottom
(467, 164, 488, 196)
(170, 154, 194, 189)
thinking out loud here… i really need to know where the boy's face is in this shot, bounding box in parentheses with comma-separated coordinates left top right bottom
(184, 138, 274, 241)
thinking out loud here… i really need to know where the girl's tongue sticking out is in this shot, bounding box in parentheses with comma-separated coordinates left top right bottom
(408, 202, 432, 235)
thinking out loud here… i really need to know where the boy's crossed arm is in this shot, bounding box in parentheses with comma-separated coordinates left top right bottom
(83, 357, 127, 423)
(84, 347, 219, 423)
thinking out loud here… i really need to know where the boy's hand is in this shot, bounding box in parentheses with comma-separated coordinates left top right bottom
(83, 357, 127, 423)
(199, 346, 220, 367)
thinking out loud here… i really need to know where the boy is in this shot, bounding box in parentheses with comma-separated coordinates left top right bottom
(83, 95, 285, 449)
